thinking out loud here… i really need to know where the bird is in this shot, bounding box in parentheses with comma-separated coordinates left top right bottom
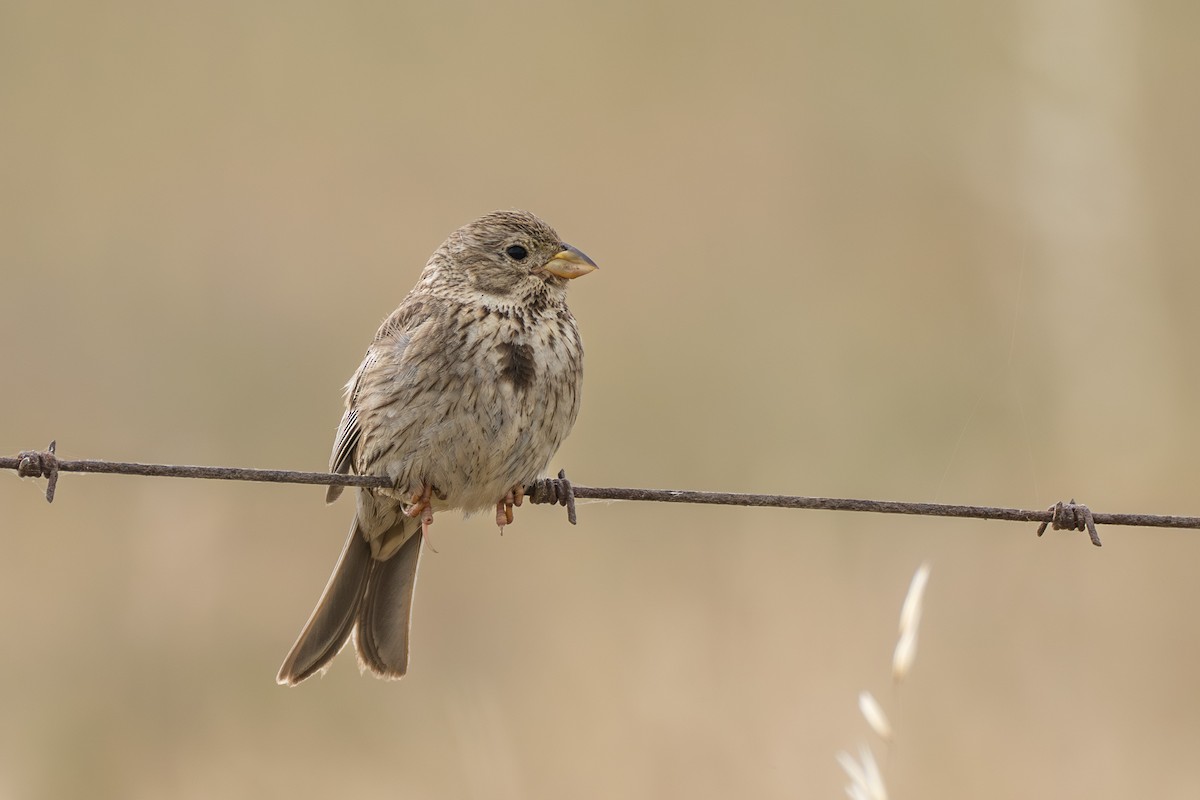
(277, 210, 597, 686)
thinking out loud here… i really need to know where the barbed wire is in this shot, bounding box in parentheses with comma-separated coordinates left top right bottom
(7, 441, 1200, 547)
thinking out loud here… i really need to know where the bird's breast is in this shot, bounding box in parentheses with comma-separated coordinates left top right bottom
(409, 304, 583, 512)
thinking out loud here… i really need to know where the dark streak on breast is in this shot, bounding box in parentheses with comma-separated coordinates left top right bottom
(496, 341, 537, 391)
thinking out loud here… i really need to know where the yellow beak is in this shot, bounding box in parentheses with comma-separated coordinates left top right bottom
(543, 244, 598, 279)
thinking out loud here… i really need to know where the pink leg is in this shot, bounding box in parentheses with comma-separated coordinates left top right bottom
(403, 484, 436, 538)
(494, 485, 525, 533)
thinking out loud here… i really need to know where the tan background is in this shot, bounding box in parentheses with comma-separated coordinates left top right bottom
(2, 1, 1199, 798)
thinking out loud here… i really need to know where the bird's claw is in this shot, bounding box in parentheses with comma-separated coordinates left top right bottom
(403, 484, 436, 537)
(495, 485, 525, 532)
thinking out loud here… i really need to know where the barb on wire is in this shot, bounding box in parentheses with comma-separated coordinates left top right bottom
(15, 440, 60, 503)
(1037, 498, 1101, 547)
(7, 441, 1200, 546)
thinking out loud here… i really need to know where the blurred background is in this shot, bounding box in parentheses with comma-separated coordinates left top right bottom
(2, 1, 1198, 797)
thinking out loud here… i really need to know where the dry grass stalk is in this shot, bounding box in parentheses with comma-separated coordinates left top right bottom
(837, 562, 931, 799)
(858, 691, 893, 742)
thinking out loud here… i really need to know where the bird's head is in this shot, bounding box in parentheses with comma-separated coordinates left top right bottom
(430, 210, 597, 300)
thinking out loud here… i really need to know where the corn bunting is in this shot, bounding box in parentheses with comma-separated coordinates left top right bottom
(277, 210, 596, 685)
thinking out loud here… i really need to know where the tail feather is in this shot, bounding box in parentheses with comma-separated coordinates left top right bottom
(276, 521, 371, 686)
(355, 528, 423, 678)
(277, 516, 423, 686)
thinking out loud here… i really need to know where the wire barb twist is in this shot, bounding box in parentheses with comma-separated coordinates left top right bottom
(1037, 499, 1101, 547)
(16, 440, 59, 503)
(526, 469, 578, 525)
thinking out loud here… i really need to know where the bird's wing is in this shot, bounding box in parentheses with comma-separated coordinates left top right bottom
(325, 302, 423, 503)
(328, 406, 360, 478)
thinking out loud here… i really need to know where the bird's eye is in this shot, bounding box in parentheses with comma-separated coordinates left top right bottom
(505, 244, 528, 261)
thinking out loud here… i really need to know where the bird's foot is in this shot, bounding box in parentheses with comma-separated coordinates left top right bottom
(403, 484, 437, 539)
(495, 485, 525, 533)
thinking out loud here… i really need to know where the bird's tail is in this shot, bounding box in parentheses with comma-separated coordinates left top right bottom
(277, 517, 423, 685)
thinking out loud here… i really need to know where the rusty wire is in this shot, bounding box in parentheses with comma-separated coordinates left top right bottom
(8, 441, 1200, 547)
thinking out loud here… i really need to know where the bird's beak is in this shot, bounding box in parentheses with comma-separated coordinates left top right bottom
(542, 244, 598, 279)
